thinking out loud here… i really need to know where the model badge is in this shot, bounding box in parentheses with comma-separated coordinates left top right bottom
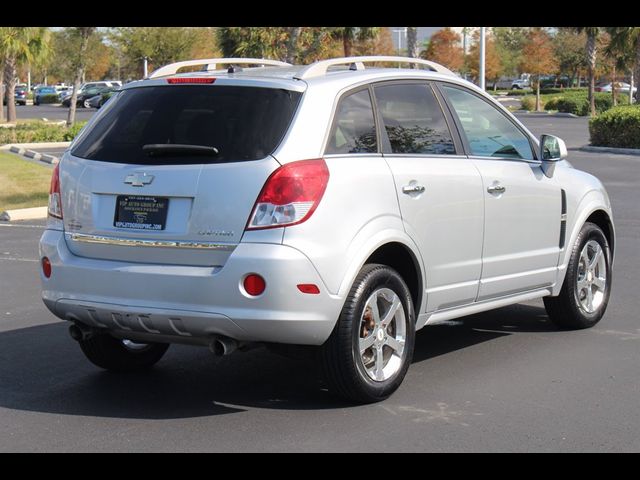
(198, 230, 234, 237)
(124, 173, 154, 187)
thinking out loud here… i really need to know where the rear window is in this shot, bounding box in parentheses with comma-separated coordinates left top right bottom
(71, 85, 302, 164)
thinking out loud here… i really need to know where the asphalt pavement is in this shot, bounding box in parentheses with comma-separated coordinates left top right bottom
(14, 104, 95, 122)
(1, 116, 639, 452)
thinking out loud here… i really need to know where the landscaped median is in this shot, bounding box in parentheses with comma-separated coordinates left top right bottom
(0, 120, 86, 144)
(589, 105, 640, 149)
(0, 152, 52, 221)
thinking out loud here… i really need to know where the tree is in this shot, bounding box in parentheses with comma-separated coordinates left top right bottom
(217, 27, 288, 60)
(520, 28, 558, 111)
(574, 27, 602, 116)
(553, 28, 586, 88)
(352, 28, 395, 57)
(330, 28, 380, 57)
(0, 27, 50, 123)
(421, 28, 463, 72)
(607, 27, 640, 104)
(406, 27, 419, 66)
(66, 27, 97, 127)
(493, 27, 529, 78)
(113, 27, 219, 79)
(468, 30, 502, 89)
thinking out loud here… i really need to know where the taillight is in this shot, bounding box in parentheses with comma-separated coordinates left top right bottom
(246, 159, 329, 230)
(48, 163, 63, 219)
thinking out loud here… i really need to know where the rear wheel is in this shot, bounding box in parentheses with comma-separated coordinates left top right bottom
(78, 333, 169, 372)
(544, 222, 612, 329)
(319, 264, 415, 403)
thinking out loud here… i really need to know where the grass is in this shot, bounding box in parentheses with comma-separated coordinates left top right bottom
(0, 152, 52, 212)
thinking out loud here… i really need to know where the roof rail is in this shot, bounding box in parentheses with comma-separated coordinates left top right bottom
(294, 56, 455, 80)
(148, 58, 292, 79)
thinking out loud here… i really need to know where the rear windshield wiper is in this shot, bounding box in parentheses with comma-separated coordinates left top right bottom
(142, 144, 219, 157)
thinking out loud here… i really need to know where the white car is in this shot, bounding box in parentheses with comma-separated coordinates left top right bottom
(596, 82, 637, 95)
(40, 56, 614, 403)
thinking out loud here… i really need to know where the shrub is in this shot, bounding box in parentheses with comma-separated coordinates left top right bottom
(540, 87, 586, 95)
(589, 105, 640, 148)
(520, 95, 538, 111)
(0, 121, 88, 145)
(38, 94, 60, 104)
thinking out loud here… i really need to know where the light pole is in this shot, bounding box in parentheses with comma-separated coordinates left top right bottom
(143, 56, 149, 79)
(392, 28, 407, 56)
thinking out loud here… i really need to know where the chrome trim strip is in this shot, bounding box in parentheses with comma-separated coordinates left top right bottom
(68, 233, 236, 251)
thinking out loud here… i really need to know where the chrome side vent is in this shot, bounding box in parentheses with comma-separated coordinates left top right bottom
(559, 189, 567, 248)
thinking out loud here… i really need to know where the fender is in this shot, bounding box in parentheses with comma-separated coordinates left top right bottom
(337, 221, 427, 313)
(551, 189, 614, 296)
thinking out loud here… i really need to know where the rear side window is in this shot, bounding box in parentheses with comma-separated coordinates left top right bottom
(374, 83, 456, 155)
(325, 89, 377, 154)
(71, 85, 302, 164)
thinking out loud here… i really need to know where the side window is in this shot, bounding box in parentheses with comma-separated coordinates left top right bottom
(441, 85, 535, 160)
(326, 89, 377, 154)
(374, 83, 456, 155)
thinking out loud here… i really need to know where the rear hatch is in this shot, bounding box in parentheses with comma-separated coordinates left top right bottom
(61, 81, 302, 267)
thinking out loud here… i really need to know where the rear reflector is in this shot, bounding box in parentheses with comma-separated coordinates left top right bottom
(243, 274, 266, 296)
(297, 284, 320, 294)
(42, 257, 52, 278)
(167, 78, 216, 84)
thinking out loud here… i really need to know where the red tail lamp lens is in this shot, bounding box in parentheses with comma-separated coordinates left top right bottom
(244, 274, 266, 296)
(297, 284, 320, 294)
(42, 257, 52, 278)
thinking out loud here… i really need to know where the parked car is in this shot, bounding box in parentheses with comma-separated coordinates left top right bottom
(40, 56, 615, 403)
(595, 82, 637, 95)
(511, 78, 530, 89)
(14, 85, 28, 105)
(86, 90, 118, 109)
(34, 86, 59, 105)
(61, 86, 115, 107)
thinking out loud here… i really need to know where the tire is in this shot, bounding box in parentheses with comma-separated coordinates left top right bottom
(83, 100, 91, 108)
(544, 222, 612, 329)
(319, 264, 416, 403)
(78, 333, 169, 372)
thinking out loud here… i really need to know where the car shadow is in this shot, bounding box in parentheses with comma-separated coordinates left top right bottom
(0, 303, 555, 419)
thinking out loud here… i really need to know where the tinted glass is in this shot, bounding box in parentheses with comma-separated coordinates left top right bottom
(326, 89, 377, 154)
(71, 85, 302, 164)
(442, 85, 534, 160)
(375, 83, 455, 155)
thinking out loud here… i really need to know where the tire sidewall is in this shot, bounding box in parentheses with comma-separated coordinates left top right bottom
(566, 223, 612, 326)
(348, 266, 416, 399)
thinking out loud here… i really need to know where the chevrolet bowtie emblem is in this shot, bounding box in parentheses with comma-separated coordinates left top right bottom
(124, 173, 155, 187)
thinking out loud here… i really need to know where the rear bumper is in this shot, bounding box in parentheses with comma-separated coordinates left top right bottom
(39, 229, 343, 345)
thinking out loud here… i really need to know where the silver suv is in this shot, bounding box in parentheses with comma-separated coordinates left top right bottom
(40, 56, 614, 403)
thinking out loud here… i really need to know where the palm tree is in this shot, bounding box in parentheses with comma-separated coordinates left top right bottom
(407, 27, 419, 65)
(66, 27, 96, 127)
(607, 27, 640, 104)
(0, 27, 50, 123)
(331, 28, 380, 57)
(574, 27, 601, 116)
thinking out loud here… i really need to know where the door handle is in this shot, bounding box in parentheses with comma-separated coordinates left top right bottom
(487, 184, 506, 194)
(402, 184, 426, 194)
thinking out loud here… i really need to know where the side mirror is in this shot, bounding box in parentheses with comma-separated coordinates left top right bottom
(539, 134, 567, 178)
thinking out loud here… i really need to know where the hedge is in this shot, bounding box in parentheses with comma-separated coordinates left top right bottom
(0, 121, 87, 145)
(37, 94, 60, 104)
(522, 91, 629, 115)
(589, 105, 640, 148)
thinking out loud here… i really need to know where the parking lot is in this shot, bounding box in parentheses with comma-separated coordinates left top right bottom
(12, 104, 95, 122)
(1, 115, 639, 452)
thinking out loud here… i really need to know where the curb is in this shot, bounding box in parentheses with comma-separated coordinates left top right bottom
(0, 141, 71, 150)
(0, 206, 48, 222)
(580, 145, 640, 156)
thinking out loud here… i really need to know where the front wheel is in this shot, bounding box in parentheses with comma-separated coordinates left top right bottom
(544, 222, 612, 329)
(319, 264, 415, 403)
(78, 333, 169, 372)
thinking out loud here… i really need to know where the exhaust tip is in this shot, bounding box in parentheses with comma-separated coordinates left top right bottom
(68, 324, 84, 342)
(209, 336, 238, 356)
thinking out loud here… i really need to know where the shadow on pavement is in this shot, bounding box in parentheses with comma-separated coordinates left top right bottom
(0, 303, 554, 419)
